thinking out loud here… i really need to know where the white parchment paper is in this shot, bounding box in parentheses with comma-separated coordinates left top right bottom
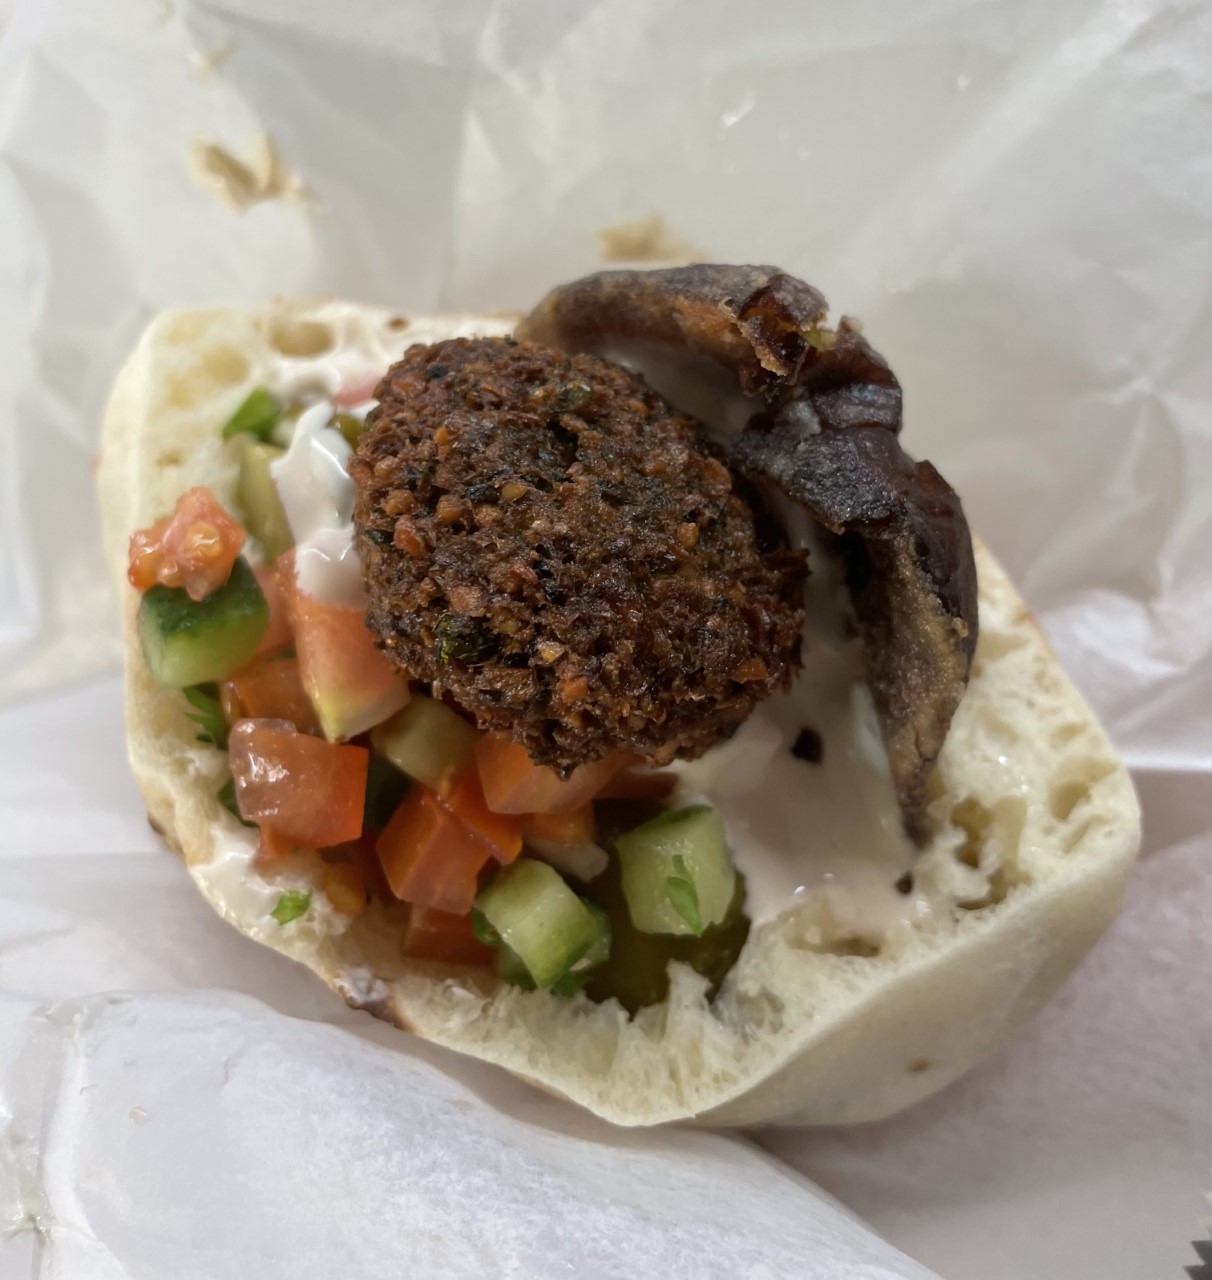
(1, 1, 1209, 1277)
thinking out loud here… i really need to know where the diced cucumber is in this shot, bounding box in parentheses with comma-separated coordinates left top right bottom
(334, 412, 364, 448)
(270, 419, 296, 450)
(497, 904, 608, 996)
(577, 799, 750, 1013)
(222, 386, 282, 441)
(475, 858, 609, 990)
(495, 945, 536, 990)
(616, 805, 736, 937)
(236, 439, 294, 558)
(362, 753, 411, 832)
(371, 694, 478, 790)
(470, 907, 501, 947)
(137, 557, 268, 688)
(576, 901, 611, 970)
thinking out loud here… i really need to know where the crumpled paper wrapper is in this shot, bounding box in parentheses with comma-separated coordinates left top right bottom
(1, 0, 1209, 1276)
(0, 991, 935, 1279)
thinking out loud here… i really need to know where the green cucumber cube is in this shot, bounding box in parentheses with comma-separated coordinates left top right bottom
(236, 439, 294, 559)
(475, 858, 608, 990)
(371, 694, 479, 790)
(334, 412, 364, 448)
(575, 901, 611, 970)
(616, 805, 735, 937)
(137, 557, 268, 688)
(494, 946, 536, 990)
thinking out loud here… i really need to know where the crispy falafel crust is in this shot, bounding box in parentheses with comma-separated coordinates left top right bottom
(350, 337, 805, 770)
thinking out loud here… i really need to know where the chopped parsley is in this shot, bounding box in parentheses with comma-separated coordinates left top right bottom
(217, 776, 254, 827)
(471, 907, 502, 948)
(433, 614, 498, 666)
(664, 854, 704, 936)
(184, 684, 228, 749)
(271, 890, 311, 926)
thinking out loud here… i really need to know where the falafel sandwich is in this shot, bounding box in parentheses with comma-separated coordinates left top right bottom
(99, 266, 1140, 1125)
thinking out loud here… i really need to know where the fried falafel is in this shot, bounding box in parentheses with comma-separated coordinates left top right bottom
(350, 337, 805, 771)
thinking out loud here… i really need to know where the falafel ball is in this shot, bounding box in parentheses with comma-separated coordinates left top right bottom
(350, 336, 806, 771)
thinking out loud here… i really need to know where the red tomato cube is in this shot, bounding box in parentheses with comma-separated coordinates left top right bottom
(128, 486, 246, 602)
(224, 653, 321, 736)
(229, 719, 368, 849)
(278, 554, 410, 741)
(475, 733, 634, 815)
(401, 907, 494, 966)
(375, 785, 493, 915)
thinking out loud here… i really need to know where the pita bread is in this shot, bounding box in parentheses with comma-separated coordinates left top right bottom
(97, 299, 1140, 1126)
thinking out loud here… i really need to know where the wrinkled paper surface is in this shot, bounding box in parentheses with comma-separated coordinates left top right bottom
(1, 1, 1209, 1277)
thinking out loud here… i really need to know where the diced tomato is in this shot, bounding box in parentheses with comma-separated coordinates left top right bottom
(321, 861, 367, 917)
(401, 906, 494, 967)
(375, 785, 493, 915)
(128, 487, 246, 602)
(257, 824, 295, 861)
(332, 371, 381, 408)
(326, 832, 393, 903)
(474, 733, 635, 815)
(254, 560, 293, 657)
(522, 801, 595, 847)
(223, 653, 322, 735)
(597, 767, 679, 802)
(279, 556, 410, 741)
(229, 719, 368, 848)
(443, 770, 523, 864)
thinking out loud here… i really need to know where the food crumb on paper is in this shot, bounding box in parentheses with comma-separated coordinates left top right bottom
(186, 133, 309, 213)
(190, 42, 235, 78)
(129, 1106, 148, 1125)
(596, 214, 700, 264)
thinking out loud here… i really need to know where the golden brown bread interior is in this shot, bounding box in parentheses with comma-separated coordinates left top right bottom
(97, 300, 1141, 1126)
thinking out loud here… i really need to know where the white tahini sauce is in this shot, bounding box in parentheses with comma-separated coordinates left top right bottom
(271, 401, 364, 607)
(672, 508, 923, 934)
(197, 823, 352, 940)
(264, 306, 514, 609)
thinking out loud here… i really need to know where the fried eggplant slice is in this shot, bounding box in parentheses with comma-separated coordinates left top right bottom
(519, 265, 978, 840)
(517, 264, 899, 425)
(732, 409, 977, 840)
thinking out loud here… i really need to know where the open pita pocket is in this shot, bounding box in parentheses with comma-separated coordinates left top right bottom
(98, 297, 1139, 1126)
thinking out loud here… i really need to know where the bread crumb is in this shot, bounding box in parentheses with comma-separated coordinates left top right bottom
(186, 133, 309, 213)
